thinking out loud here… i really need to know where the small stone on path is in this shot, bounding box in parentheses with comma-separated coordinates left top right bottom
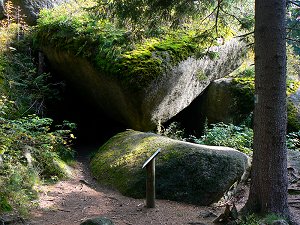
(80, 217, 114, 225)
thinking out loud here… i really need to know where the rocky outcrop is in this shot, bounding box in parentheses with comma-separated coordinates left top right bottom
(200, 78, 239, 124)
(90, 130, 250, 206)
(200, 77, 255, 124)
(201, 77, 300, 130)
(44, 39, 246, 131)
(1, 0, 70, 24)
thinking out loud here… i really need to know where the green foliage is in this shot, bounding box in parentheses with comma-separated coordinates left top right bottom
(231, 76, 255, 115)
(287, 130, 300, 150)
(262, 213, 287, 224)
(95, 0, 254, 35)
(238, 213, 288, 225)
(0, 111, 76, 215)
(160, 122, 186, 141)
(0, 24, 63, 117)
(239, 214, 260, 225)
(237, 213, 287, 225)
(34, 0, 236, 89)
(239, 67, 255, 78)
(287, 3, 300, 54)
(160, 121, 254, 155)
(287, 44, 300, 81)
(286, 79, 300, 96)
(194, 122, 253, 155)
(0, 193, 13, 212)
(0, 15, 76, 216)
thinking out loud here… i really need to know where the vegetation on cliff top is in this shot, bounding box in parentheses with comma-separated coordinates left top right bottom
(34, 0, 237, 88)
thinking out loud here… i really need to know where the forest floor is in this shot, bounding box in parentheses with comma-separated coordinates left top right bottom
(20, 145, 300, 225)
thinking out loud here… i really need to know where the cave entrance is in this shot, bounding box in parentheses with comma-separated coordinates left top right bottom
(47, 82, 127, 153)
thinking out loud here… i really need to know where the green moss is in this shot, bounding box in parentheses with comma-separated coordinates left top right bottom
(34, 1, 232, 89)
(90, 130, 248, 205)
(196, 69, 208, 81)
(286, 80, 300, 131)
(230, 76, 300, 130)
(231, 77, 255, 115)
(287, 80, 300, 96)
(287, 100, 300, 131)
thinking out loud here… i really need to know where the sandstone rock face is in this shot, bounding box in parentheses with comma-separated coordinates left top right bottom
(1, 0, 69, 24)
(44, 39, 245, 131)
(90, 130, 250, 205)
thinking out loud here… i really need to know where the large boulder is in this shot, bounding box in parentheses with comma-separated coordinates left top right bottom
(35, 1, 246, 131)
(200, 77, 254, 125)
(201, 77, 300, 130)
(90, 130, 250, 206)
(1, 0, 70, 25)
(43, 39, 245, 131)
(287, 87, 300, 130)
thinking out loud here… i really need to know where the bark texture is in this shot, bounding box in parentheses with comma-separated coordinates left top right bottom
(244, 0, 289, 217)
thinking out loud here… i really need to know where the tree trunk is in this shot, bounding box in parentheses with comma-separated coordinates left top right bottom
(244, 0, 289, 217)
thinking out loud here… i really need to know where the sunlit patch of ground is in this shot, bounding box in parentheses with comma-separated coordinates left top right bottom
(29, 154, 300, 225)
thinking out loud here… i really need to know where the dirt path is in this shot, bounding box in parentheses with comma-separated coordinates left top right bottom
(28, 148, 300, 225)
(29, 154, 225, 225)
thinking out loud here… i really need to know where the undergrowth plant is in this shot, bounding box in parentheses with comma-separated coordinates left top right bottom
(162, 120, 300, 156)
(160, 121, 254, 155)
(287, 130, 300, 151)
(193, 122, 254, 155)
(0, 1, 76, 216)
(0, 25, 63, 117)
(158, 122, 187, 141)
(238, 213, 288, 225)
(0, 96, 76, 215)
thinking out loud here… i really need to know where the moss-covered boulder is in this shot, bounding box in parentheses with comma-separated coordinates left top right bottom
(201, 77, 300, 130)
(35, 1, 246, 131)
(287, 86, 300, 131)
(200, 77, 254, 125)
(90, 130, 250, 205)
(42, 40, 245, 131)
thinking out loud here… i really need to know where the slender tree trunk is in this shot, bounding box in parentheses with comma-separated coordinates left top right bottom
(244, 0, 289, 217)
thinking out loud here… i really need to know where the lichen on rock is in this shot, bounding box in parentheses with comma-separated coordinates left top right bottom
(90, 130, 250, 205)
(202, 77, 300, 130)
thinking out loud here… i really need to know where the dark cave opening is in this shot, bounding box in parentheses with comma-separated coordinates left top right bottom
(46, 82, 127, 151)
(46, 78, 208, 150)
(164, 93, 207, 138)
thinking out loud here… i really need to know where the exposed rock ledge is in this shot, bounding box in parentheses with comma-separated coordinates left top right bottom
(43, 39, 246, 130)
